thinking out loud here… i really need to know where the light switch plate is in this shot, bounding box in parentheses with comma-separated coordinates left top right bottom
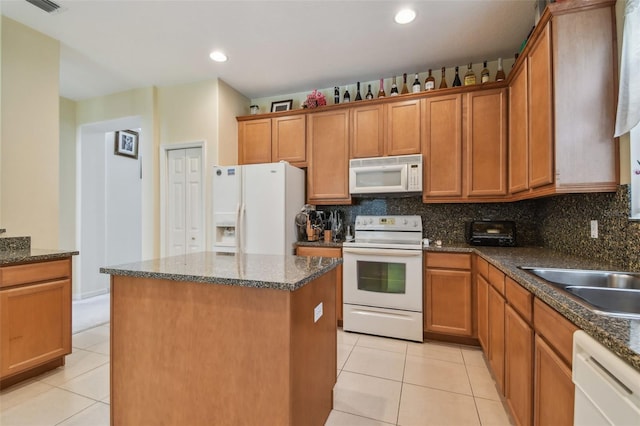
(590, 220, 598, 238)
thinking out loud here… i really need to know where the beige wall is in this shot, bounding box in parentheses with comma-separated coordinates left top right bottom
(1, 17, 60, 247)
(59, 97, 76, 250)
(616, 0, 630, 185)
(218, 79, 249, 165)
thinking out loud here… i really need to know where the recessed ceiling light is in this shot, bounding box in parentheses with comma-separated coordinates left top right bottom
(394, 8, 416, 24)
(209, 51, 228, 62)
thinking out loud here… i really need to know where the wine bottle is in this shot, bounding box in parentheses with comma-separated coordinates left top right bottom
(355, 82, 362, 101)
(439, 67, 448, 89)
(495, 58, 506, 82)
(365, 84, 374, 100)
(401, 73, 409, 94)
(481, 61, 490, 83)
(411, 73, 421, 93)
(377, 78, 386, 98)
(424, 69, 435, 91)
(452, 66, 462, 87)
(343, 87, 351, 103)
(334, 87, 340, 104)
(464, 63, 476, 86)
(390, 76, 399, 96)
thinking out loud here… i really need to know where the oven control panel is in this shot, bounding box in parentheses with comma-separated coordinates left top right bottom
(354, 215, 422, 231)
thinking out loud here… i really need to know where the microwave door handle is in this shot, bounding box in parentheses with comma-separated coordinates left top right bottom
(343, 248, 422, 257)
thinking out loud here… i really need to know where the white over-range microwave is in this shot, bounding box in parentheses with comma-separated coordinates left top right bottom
(349, 154, 423, 195)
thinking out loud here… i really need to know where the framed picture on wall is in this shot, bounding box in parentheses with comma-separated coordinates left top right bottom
(114, 130, 139, 159)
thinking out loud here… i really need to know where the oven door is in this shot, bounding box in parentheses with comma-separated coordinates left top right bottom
(342, 247, 422, 312)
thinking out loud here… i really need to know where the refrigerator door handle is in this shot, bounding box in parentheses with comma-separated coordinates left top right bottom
(238, 202, 246, 254)
(235, 202, 242, 253)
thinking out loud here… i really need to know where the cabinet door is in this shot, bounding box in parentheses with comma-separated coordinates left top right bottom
(272, 115, 306, 165)
(528, 22, 554, 189)
(505, 305, 533, 426)
(424, 268, 473, 337)
(422, 95, 463, 198)
(307, 110, 351, 204)
(477, 274, 489, 353)
(466, 88, 508, 197)
(296, 246, 343, 325)
(350, 104, 384, 158)
(534, 335, 574, 426)
(385, 99, 421, 156)
(1, 279, 71, 377)
(509, 59, 529, 195)
(488, 284, 505, 394)
(238, 119, 272, 165)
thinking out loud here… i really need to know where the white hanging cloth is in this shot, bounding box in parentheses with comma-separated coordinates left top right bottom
(615, 0, 640, 137)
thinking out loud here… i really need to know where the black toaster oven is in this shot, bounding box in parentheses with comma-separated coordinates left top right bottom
(466, 220, 516, 247)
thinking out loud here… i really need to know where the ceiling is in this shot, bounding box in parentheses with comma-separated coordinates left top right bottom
(1, 0, 538, 101)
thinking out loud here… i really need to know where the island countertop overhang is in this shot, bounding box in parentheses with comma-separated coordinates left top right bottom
(100, 251, 342, 291)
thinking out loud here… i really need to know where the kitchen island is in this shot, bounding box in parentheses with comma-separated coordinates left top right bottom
(101, 251, 340, 426)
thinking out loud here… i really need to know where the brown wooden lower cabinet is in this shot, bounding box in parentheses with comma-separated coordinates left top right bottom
(476, 274, 489, 352)
(296, 245, 343, 326)
(424, 253, 474, 338)
(488, 284, 505, 393)
(0, 258, 73, 388)
(505, 304, 534, 426)
(534, 335, 574, 426)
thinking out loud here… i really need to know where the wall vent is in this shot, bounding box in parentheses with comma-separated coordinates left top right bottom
(26, 0, 61, 13)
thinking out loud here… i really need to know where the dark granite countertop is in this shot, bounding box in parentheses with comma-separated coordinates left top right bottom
(296, 240, 344, 248)
(100, 251, 342, 291)
(426, 244, 640, 371)
(0, 248, 79, 266)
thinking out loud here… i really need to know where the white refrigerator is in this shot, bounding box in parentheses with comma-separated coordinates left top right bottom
(211, 162, 305, 255)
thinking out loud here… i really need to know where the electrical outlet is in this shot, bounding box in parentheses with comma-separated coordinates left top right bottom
(590, 220, 598, 238)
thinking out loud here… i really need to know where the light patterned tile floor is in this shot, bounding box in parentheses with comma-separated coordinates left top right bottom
(0, 326, 512, 425)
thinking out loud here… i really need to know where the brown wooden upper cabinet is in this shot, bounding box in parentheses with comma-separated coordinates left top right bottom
(508, 0, 619, 199)
(238, 114, 306, 167)
(307, 109, 351, 205)
(422, 94, 463, 199)
(350, 99, 421, 158)
(465, 88, 508, 198)
(422, 88, 507, 203)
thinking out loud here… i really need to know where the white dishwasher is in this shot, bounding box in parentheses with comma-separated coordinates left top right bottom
(573, 331, 640, 425)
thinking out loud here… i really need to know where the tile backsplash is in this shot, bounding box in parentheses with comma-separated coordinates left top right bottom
(318, 185, 640, 270)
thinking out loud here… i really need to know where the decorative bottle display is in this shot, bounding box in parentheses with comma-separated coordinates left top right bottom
(390, 76, 399, 96)
(411, 73, 421, 93)
(355, 82, 362, 101)
(343, 87, 351, 103)
(377, 78, 386, 98)
(452, 66, 462, 87)
(481, 61, 490, 83)
(401, 73, 409, 94)
(424, 69, 435, 91)
(334, 87, 340, 104)
(365, 84, 374, 100)
(439, 67, 448, 89)
(464, 63, 476, 86)
(495, 58, 506, 81)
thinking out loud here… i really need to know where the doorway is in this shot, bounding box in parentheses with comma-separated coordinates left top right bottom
(164, 145, 204, 256)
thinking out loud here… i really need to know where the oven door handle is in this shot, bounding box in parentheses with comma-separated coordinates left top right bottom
(342, 247, 422, 257)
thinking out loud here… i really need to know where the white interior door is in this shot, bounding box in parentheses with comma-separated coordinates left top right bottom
(167, 147, 203, 256)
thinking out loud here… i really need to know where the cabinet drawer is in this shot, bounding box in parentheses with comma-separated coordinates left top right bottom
(296, 246, 342, 259)
(0, 259, 71, 288)
(476, 256, 489, 279)
(488, 264, 505, 295)
(426, 253, 471, 270)
(533, 298, 578, 367)
(505, 277, 532, 323)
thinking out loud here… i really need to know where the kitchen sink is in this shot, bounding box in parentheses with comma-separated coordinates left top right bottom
(520, 267, 640, 290)
(563, 287, 640, 317)
(520, 267, 640, 319)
